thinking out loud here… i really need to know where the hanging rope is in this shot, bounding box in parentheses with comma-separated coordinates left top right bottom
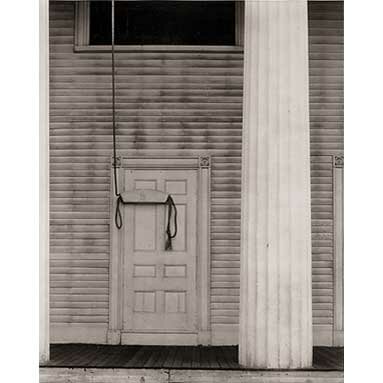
(111, 0, 119, 197)
(164, 195, 178, 250)
(110, 0, 177, 250)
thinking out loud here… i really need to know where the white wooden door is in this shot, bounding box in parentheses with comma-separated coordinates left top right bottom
(122, 169, 197, 339)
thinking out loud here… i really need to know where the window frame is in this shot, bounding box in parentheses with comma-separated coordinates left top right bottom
(74, 1, 244, 52)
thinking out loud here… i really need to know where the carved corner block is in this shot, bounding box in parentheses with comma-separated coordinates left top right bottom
(199, 155, 211, 169)
(333, 155, 344, 169)
(112, 156, 122, 168)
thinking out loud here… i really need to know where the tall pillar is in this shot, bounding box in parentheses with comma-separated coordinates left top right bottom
(39, 0, 50, 364)
(239, 0, 312, 368)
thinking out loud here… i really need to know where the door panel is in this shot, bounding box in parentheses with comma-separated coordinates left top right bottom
(122, 169, 197, 335)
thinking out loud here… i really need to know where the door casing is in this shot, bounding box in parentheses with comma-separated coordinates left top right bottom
(108, 155, 211, 345)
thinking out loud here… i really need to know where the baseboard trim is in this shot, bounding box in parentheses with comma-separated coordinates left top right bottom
(211, 324, 340, 346)
(50, 324, 107, 344)
(197, 330, 211, 345)
(333, 330, 344, 346)
(211, 324, 238, 345)
(49, 324, 343, 347)
(313, 325, 334, 346)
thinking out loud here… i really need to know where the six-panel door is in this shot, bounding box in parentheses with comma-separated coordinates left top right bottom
(122, 169, 197, 334)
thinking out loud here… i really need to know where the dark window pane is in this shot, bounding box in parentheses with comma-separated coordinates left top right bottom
(89, 1, 111, 45)
(89, 1, 236, 46)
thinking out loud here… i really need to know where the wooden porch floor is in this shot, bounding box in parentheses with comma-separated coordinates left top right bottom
(42, 344, 343, 370)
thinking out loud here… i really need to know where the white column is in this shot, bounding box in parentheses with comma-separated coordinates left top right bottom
(39, 0, 50, 364)
(239, 0, 312, 368)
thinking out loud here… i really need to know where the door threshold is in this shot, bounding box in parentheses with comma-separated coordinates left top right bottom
(122, 332, 198, 345)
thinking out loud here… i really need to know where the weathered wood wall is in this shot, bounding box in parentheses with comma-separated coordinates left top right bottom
(309, 0, 344, 345)
(49, 1, 343, 345)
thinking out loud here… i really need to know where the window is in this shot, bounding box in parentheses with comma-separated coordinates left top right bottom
(89, 1, 111, 45)
(75, 1, 243, 49)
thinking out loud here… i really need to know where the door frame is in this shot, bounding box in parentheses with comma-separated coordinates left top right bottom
(107, 155, 211, 345)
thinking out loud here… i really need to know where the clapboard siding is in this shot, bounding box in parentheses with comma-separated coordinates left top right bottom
(311, 156, 334, 325)
(309, 1, 343, 331)
(49, 3, 108, 327)
(49, 1, 343, 341)
(309, 1, 344, 156)
(49, 1, 244, 330)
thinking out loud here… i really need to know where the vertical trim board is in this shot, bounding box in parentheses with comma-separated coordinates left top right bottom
(40, 0, 50, 364)
(74, 1, 89, 47)
(333, 155, 344, 346)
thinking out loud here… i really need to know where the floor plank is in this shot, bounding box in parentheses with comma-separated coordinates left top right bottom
(172, 346, 186, 368)
(220, 346, 239, 369)
(153, 346, 170, 368)
(199, 346, 211, 368)
(207, 346, 220, 368)
(181, 346, 193, 369)
(43, 344, 344, 371)
(144, 346, 163, 367)
(191, 346, 200, 368)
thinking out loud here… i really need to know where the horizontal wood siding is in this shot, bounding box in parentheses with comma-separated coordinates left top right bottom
(309, 1, 344, 331)
(50, 2, 110, 328)
(49, 1, 343, 341)
(309, 1, 344, 157)
(311, 155, 334, 326)
(49, 1, 243, 331)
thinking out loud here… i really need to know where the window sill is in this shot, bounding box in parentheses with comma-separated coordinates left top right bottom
(74, 45, 244, 53)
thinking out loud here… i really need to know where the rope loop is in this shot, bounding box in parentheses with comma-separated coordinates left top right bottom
(115, 195, 123, 229)
(114, 194, 178, 250)
(165, 195, 178, 250)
